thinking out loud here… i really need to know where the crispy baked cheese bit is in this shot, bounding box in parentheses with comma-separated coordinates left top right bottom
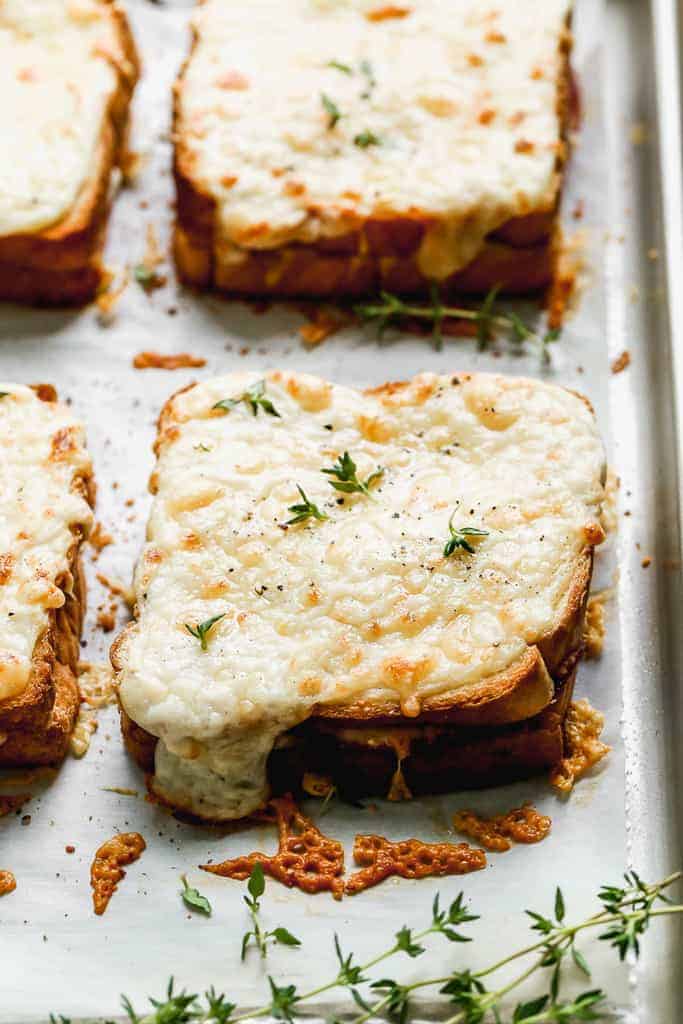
(0, 0, 138, 304)
(201, 795, 346, 900)
(0, 384, 93, 765)
(174, 0, 571, 297)
(114, 370, 605, 821)
(90, 832, 146, 915)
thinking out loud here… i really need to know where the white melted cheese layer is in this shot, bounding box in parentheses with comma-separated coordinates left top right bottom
(0, 385, 92, 700)
(180, 0, 570, 278)
(0, 0, 125, 237)
(117, 371, 604, 819)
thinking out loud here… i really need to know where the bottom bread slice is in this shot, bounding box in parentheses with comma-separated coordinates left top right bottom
(119, 665, 576, 820)
(0, 662, 80, 767)
(175, 229, 555, 299)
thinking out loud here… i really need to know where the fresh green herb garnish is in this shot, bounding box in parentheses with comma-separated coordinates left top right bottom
(109, 872, 683, 1024)
(133, 263, 165, 292)
(180, 874, 212, 916)
(359, 58, 376, 97)
(354, 130, 381, 148)
(213, 379, 280, 418)
(241, 864, 301, 961)
(443, 514, 489, 557)
(355, 284, 561, 359)
(286, 485, 329, 526)
(322, 451, 384, 497)
(133, 264, 153, 284)
(321, 93, 342, 129)
(328, 60, 353, 74)
(184, 613, 225, 651)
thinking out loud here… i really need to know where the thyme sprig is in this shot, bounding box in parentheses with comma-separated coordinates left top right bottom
(184, 613, 225, 651)
(213, 380, 280, 418)
(104, 871, 681, 1024)
(241, 864, 301, 961)
(443, 514, 489, 557)
(322, 450, 384, 497)
(355, 285, 561, 360)
(286, 485, 329, 526)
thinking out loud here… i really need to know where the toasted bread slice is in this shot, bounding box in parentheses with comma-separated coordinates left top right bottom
(113, 370, 605, 821)
(0, 385, 94, 767)
(0, 1, 139, 306)
(173, 0, 571, 298)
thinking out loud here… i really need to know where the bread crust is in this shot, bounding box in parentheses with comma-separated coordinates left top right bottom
(172, 14, 570, 298)
(0, 389, 95, 766)
(0, 1, 139, 307)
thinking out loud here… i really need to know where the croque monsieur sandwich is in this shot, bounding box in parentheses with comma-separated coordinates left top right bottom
(0, 0, 138, 306)
(113, 370, 605, 821)
(174, 0, 572, 298)
(0, 385, 94, 766)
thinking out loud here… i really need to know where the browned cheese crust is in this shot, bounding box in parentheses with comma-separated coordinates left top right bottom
(0, 387, 95, 766)
(0, 3, 139, 307)
(172, 18, 571, 298)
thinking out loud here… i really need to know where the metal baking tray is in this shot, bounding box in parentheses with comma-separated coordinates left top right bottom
(0, 0, 681, 1019)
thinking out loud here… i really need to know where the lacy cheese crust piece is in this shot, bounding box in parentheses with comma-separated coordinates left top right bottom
(174, 0, 572, 297)
(0, 384, 94, 765)
(0, 0, 138, 305)
(113, 370, 605, 821)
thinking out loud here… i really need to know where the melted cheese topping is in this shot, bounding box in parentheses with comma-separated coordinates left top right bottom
(179, 0, 570, 278)
(116, 370, 604, 820)
(0, 385, 92, 700)
(0, 0, 127, 237)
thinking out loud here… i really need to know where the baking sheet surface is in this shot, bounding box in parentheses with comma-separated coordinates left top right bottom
(0, 1, 677, 1020)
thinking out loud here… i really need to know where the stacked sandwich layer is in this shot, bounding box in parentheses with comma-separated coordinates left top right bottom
(0, 385, 93, 765)
(0, 0, 138, 305)
(174, 0, 572, 297)
(114, 370, 605, 821)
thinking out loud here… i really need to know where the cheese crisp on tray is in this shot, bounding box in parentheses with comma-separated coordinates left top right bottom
(113, 371, 606, 821)
(174, 0, 572, 297)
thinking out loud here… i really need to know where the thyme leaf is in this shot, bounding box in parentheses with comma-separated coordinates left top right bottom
(184, 613, 225, 651)
(213, 379, 280, 418)
(286, 485, 329, 525)
(328, 60, 353, 74)
(321, 450, 384, 497)
(133, 263, 165, 293)
(180, 874, 212, 916)
(268, 978, 299, 1022)
(359, 58, 377, 97)
(354, 130, 381, 148)
(321, 93, 342, 129)
(443, 513, 489, 557)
